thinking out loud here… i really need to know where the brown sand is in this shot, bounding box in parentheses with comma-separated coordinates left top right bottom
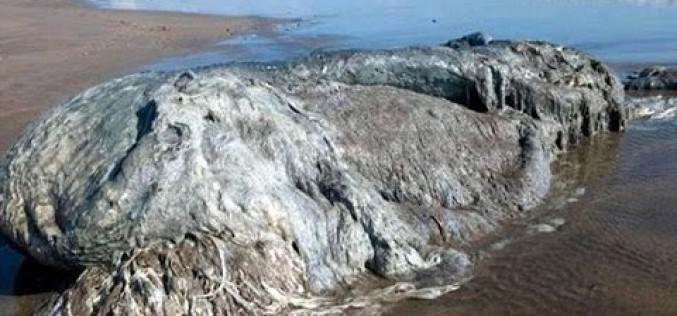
(0, 0, 276, 153)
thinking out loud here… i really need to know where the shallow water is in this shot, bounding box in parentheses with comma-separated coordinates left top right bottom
(388, 118, 677, 315)
(92, 0, 677, 70)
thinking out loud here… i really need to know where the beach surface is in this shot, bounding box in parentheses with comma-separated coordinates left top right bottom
(0, 0, 273, 153)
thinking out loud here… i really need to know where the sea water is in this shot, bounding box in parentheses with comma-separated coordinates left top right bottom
(92, 0, 677, 70)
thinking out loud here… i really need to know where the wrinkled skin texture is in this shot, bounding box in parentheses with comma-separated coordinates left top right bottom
(625, 66, 677, 90)
(0, 37, 625, 315)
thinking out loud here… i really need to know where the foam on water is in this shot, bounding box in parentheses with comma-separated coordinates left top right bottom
(627, 92, 677, 120)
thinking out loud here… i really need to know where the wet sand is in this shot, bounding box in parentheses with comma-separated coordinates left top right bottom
(0, 0, 276, 153)
(0, 1, 276, 314)
(389, 116, 677, 315)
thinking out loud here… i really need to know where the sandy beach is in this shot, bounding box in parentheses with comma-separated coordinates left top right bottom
(0, 0, 275, 153)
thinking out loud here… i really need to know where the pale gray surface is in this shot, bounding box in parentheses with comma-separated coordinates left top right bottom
(0, 37, 625, 314)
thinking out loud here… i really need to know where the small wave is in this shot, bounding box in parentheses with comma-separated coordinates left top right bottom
(626, 95, 677, 120)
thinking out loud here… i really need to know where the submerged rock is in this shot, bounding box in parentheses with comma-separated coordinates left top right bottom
(625, 66, 677, 90)
(0, 36, 625, 315)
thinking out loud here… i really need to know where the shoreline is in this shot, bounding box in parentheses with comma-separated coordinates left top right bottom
(0, 0, 282, 153)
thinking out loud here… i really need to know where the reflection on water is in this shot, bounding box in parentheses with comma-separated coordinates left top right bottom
(93, 0, 677, 70)
(389, 116, 677, 315)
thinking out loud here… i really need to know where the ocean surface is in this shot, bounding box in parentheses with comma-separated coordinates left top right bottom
(1, 0, 677, 315)
(94, 0, 677, 70)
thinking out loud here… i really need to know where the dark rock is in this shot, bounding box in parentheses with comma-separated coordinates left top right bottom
(625, 66, 677, 90)
(0, 35, 625, 315)
(445, 31, 492, 48)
